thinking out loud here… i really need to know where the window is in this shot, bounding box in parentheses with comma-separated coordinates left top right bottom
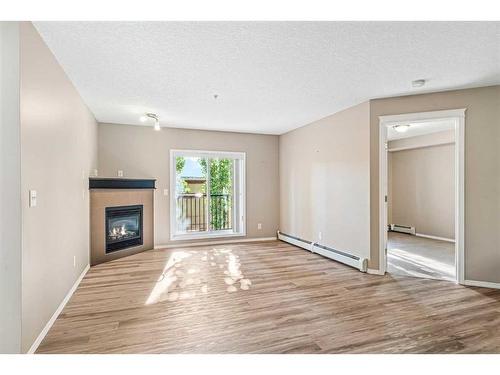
(170, 150, 245, 240)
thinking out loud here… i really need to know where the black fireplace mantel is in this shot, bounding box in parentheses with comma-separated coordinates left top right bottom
(89, 177, 156, 190)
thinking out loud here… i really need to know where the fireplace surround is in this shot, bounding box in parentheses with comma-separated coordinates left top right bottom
(90, 178, 155, 265)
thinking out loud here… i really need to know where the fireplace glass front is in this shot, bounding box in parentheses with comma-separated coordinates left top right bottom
(105, 205, 143, 253)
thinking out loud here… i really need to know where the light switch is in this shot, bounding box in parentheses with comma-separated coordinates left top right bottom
(29, 190, 37, 207)
(117, 170, 124, 177)
(163, 189, 169, 196)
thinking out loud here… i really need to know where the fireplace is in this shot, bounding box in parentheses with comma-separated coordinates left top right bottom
(90, 178, 155, 265)
(105, 205, 143, 253)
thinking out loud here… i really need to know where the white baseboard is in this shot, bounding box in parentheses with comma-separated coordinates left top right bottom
(415, 233, 455, 243)
(27, 264, 90, 354)
(277, 231, 368, 272)
(463, 279, 500, 290)
(367, 268, 385, 276)
(154, 236, 277, 250)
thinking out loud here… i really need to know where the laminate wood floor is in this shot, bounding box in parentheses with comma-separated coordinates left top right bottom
(37, 240, 500, 354)
(387, 232, 456, 281)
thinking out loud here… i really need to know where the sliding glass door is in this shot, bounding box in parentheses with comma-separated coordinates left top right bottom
(174, 155, 208, 233)
(170, 150, 245, 240)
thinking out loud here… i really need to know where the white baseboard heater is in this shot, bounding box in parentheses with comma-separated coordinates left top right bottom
(390, 224, 416, 235)
(277, 231, 368, 273)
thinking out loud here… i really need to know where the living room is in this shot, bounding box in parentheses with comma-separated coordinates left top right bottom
(1, 2, 500, 373)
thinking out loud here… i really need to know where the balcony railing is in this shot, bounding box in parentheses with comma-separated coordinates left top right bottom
(176, 194, 232, 232)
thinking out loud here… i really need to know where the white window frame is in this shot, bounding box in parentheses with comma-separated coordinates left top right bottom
(169, 149, 246, 241)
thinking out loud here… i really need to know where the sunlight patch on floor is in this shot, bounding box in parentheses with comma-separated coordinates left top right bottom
(145, 250, 191, 305)
(388, 247, 455, 281)
(145, 247, 252, 305)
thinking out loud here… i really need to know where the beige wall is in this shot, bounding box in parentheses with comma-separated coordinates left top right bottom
(0, 22, 22, 353)
(98, 123, 279, 245)
(388, 129, 454, 150)
(370, 86, 500, 283)
(20, 22, 98, 352)
(387, 131, 455, 227)
(279, 101, 371, 260)
(388, 139, 455, 240)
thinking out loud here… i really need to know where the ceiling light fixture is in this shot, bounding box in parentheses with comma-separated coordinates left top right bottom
(142, 113, 161, 131)
(412, 79, 426, 88)
(393, 124, 410, 133)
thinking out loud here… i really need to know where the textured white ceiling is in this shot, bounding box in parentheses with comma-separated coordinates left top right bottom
(34, 22, 500, 134)
(387, 119, 455, 140)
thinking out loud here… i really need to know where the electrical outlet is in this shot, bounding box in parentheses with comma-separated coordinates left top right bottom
(163, 189, 169, 196)
(318, 231, 322, 241)
(117, 170, 124, 177)
(93, 169, 98, 177)
(73, 255, 76, 268)
(257, 223, 262, 230)
(82, 189, 85, 200)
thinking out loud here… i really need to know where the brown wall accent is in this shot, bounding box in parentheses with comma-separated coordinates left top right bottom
(370, 85, 500, 282)
(90, 189, 154, 266)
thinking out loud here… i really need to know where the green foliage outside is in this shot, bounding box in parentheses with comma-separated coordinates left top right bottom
(199, 158, 232, 194)
(176, 156, 233, 230)
(175, 156, 190, 193)
(200, 158, 233, 230)
(175, 157, 185, 174)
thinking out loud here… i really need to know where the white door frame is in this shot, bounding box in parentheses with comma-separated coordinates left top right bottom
(378, 108, 466, 284)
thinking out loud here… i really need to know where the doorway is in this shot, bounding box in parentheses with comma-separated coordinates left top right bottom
(378, 109, 465, 283)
